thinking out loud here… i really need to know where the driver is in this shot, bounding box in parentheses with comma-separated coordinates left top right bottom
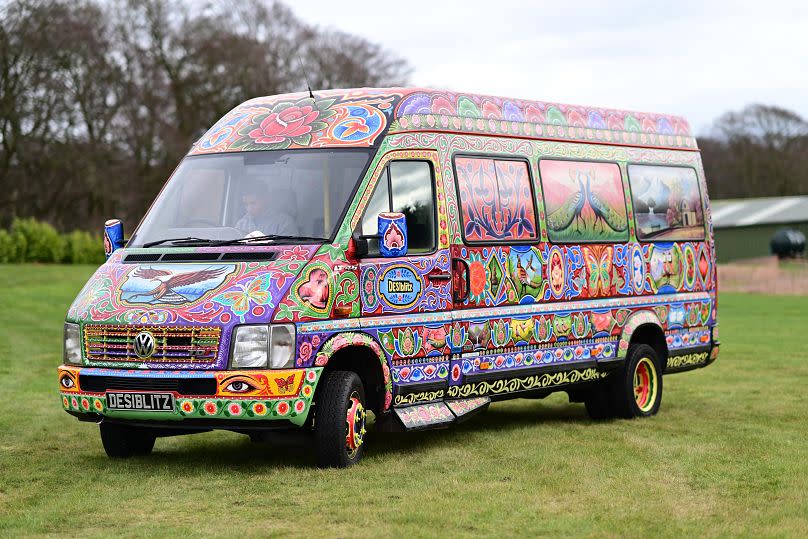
(235, 180, 298, 236)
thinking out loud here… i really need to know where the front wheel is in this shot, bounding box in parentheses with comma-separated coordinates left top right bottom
(99, 423, 156, 458)
(314, 370, 367, 468)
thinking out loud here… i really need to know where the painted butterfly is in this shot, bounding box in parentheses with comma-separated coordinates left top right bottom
(584, 245, 613, 297)
(213, 274, 272, 317)
(275, 374, 295, 392)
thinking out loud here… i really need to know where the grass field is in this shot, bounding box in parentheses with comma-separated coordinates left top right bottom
(1, 264, 807, 537)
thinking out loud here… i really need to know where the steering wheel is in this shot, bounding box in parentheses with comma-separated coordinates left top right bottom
(182, 218, 219, 228)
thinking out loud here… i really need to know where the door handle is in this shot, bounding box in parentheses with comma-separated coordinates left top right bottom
(452, 258, 469, 303)
(426, 269, 451, 281)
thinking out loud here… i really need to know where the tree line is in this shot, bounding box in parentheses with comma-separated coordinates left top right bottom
(1, 0, 806, 234)
(0, 0, 410, 231)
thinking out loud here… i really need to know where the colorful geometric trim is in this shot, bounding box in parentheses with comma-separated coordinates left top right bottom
(390, 89, 696, 150)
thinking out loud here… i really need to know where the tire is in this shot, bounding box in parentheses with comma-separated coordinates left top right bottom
(610, 343, 663, 419)
(99, 423, 156, 458)
(314, 370, 367, 468)
(584, 343, 663, 420)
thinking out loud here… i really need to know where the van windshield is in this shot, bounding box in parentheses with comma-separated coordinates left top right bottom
(129, 149, 371, 247)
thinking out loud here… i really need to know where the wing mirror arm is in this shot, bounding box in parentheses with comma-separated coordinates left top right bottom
(351, 232, 378, 259)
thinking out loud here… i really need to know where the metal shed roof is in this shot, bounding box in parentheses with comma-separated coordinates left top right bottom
(711, 195, 808, 228)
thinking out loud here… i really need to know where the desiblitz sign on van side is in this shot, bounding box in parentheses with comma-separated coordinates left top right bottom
(58, 88, 719, 467)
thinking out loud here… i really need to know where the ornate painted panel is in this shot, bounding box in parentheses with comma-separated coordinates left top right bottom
(455, 157, 537, 242)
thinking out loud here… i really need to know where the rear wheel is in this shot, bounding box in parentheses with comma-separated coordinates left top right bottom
(585, 343, 663, 420)
(99, 423, 156, 458)
(314, 370, 366, 468)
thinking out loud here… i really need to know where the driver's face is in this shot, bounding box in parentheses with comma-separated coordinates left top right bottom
(243, 194, 267, 217)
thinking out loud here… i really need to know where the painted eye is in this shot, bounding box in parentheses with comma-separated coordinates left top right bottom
(224, 380, 256, 393)
(60, 375, 75, 389)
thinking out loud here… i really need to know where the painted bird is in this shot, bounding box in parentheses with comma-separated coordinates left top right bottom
(129, 267, 227, 304)
(546, 172, 586, 234)
(585, 172, 627, 233)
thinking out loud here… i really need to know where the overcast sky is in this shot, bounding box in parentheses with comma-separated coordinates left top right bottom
(292, 0, 808, 135)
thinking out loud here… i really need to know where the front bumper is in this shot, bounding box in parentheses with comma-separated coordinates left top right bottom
(58, 366, 322, 427)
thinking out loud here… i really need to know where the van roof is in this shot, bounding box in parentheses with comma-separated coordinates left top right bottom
(190, 87, 697, 156)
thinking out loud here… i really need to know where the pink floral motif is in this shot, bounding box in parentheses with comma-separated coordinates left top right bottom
(332, 335, 349, 350)
(248, 106, 319, 144)
(299, 341, 313, 361)
(311, 335, 321, 347)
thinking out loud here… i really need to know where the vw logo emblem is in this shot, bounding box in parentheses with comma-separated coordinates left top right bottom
(133, 331, 156, 359)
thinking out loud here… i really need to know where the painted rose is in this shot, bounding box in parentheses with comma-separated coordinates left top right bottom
(332, 335, 349, 350)
(248, 105, 319, 144)
(311, 335, 321, 347)
(181, 401, 194, 413)
(277, 401, 290, 415)
(228, 403, 243, 416)
(203, 401, 217, 415)
(253, 402, 267, 416)
(299, 341, 313, 361)
(294, 400, 306, 413)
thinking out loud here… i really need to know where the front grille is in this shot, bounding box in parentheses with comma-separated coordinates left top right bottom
(83, 325, 221, 364)
(79, 374, 217, 395)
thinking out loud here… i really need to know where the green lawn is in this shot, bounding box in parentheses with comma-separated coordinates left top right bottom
(1, 264, 806, 537)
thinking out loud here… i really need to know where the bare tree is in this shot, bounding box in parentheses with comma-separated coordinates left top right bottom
(702, 104, 808, 198)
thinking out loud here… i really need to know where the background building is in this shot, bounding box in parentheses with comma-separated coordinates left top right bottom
(712, 195, 808, 262)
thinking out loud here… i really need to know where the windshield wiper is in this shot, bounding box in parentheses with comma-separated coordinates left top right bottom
(212, 234, 329, 246)
(141, 237, 219, 248)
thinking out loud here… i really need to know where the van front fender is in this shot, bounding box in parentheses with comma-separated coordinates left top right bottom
(313, 331, 393, 411)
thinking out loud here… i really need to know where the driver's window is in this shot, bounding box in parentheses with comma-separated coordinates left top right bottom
(360, 160, 436, 255)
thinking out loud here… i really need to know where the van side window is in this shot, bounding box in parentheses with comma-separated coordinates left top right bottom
(455, 157, 537, 242)
(627, 164, 705, 241)
(360, 160, 436, 254)
(538, 160, 629, 243)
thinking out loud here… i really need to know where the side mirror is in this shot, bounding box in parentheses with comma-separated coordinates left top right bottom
(104, 218, 125, 258)
(378, 212, 407, 258)
(350, 233, 370, 259)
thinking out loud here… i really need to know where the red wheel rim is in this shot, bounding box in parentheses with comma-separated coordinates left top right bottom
(345, 391, 366, 458)
(633, 357, 658, 413)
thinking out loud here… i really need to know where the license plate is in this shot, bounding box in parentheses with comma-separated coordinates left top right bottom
(106, 392, 175, 412)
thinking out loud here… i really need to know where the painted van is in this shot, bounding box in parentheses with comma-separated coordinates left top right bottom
(59, 88, 719, 467)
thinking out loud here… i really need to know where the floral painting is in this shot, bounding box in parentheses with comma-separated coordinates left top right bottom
(628, 165, 704, 241)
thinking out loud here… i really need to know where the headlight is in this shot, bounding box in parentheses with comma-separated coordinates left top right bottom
(269, 324, 295, 369)
(63, 322, 82, 365)
(231, 324, 296, 369)
(232, 325, 269, 368)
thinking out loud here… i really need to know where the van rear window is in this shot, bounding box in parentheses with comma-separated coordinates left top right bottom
(454, 157, 537, 243)
(538, 160, 629, 243)
(627, 165, 705, 241)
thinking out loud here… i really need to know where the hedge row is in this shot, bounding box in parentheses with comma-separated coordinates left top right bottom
(0, 219, 106, 264)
